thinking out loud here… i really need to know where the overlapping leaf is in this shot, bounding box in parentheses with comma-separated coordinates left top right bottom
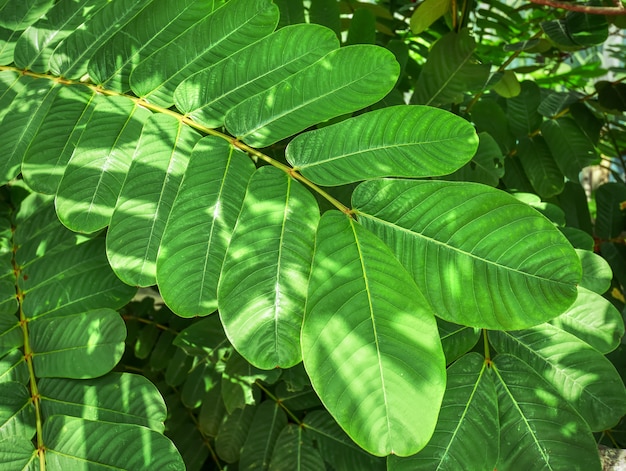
(225, 44, 400, 147)
(302, 211, 446, 457)
(489, 324, 626, 431)
(388, 353, 497, 470)
(157, 136, 255, 317)
(353, 179, 581, 329)
(219, 166, 319, 369)
(286, 105, 478, 185)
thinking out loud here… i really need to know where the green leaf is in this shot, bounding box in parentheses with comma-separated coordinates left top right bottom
(489, 324, 626, 431)
(43, 415, 185, 470)
(353, 179, 581, 329)
(274, 0, 305, 28)
(29, 308, 126, 379)
(129, 0, 279, 107)
(39, 373, 167, 432)
(175, 24, 338, 128)
(506, 80, 542, 137)
(48, 0, 154, 79)
(173, 315, 229, 358)
(286, 105, 478, 186)
(541, 118, 600, 181)
(595, 182, 626, 239)
(309, 0, 341, 37)
(541, 19, 579, 49)
(470, 99, 515, 153)
(197, 381, 226, 437)
(578, 249, 612, 294)
(492, 354, 601, 471)
(55, 96, 151, 232)
(225, 44, 400, 148)
(443, 131, 505, 187)
(157, 137, 255, 317)
(0, 313, 21, 358)
(596, 81, 626, 112)
(410, 0, 450, 34)
(106, 113, 201, 287)
(413, 29, 490, 106)
(517, 136, 564, 198)
(565, 8, 608, 47)
(269, 424, 326, 471)
(0, 77, 60, 186)
(551, 286, 624, 354)
(492, 70, 520, 98)
(388, 353, 497, 471)
(216, 404, 256, 463)
(240, 401, 287, 471)
(0, 437, 37, 470)
(0, 0, 53, 31)
(219, 167, 319, 369)
(221, 351, 281, 414)
(303, 410, 385, 470)
(13, 0, 109, 72)
(0, 382, 36, 440)
(22, 84, 97, 195)
(88, 0, 226, 93)
(0, 350, 28, 384)
(437, 319, 480, 364)
(301, 211, 446, 457)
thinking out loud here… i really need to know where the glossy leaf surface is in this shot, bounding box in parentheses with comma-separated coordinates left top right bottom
(302, 211, 446, 456)
(354, 179, 581, 329)
(286, 105, 478, 185)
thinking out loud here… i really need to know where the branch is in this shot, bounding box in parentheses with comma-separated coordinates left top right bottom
(529, 0, 626, 15)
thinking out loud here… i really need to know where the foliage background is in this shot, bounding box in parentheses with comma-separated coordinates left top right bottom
(1, 0, 626, 470)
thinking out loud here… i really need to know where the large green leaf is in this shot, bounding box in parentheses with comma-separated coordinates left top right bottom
(43, 415, 185, 470)
(219, 166, 319, 369)
(174, 23, 338, 128)
(225, 44, 400, 148)
(301, 211, 446, 457)
(353, 179, 581, 329)
(492, 354, 601, 471)
(413, 29, 490, 106)
(29, 308, 126, 379)
(285, 105, 478, 186)
(106, 113, 201, 287)
(388, 353, 497, 470)
(489, 324, 626, 431)
(157, 136, 255, 317)
(129, 0, 278, 107)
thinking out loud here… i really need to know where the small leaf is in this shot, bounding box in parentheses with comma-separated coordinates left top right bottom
(410, 0, 450, 34)
(492, 70, 520, 98)
(578, 249, 612, 294)
(437, 319, 480, 364)
(517, 136, 564, 199)
(302, 211, 446, 456)
(551, 286, 624, 354)
(444, 131, 504, 187)
(29, 308, 126, 379)
(286, 105, 478, 186)
(216, 404, 256, 463)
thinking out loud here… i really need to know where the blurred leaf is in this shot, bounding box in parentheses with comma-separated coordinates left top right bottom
(517, 136, 564, 199)
(239, 401, 287, 470)
(595, 182, 626, 239)
(410, 0, 450, 34)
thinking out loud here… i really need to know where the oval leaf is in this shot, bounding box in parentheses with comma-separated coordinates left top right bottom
(301, 211, 446, 457)
(225, 44, 400, 148)
(218, 167, 319, 369)
(353, 179, 581, 329)
(286, 105, 478, 186)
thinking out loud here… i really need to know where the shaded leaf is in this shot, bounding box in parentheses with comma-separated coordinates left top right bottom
(240, 401, 288, 470)
(269, 424, 325, 471)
